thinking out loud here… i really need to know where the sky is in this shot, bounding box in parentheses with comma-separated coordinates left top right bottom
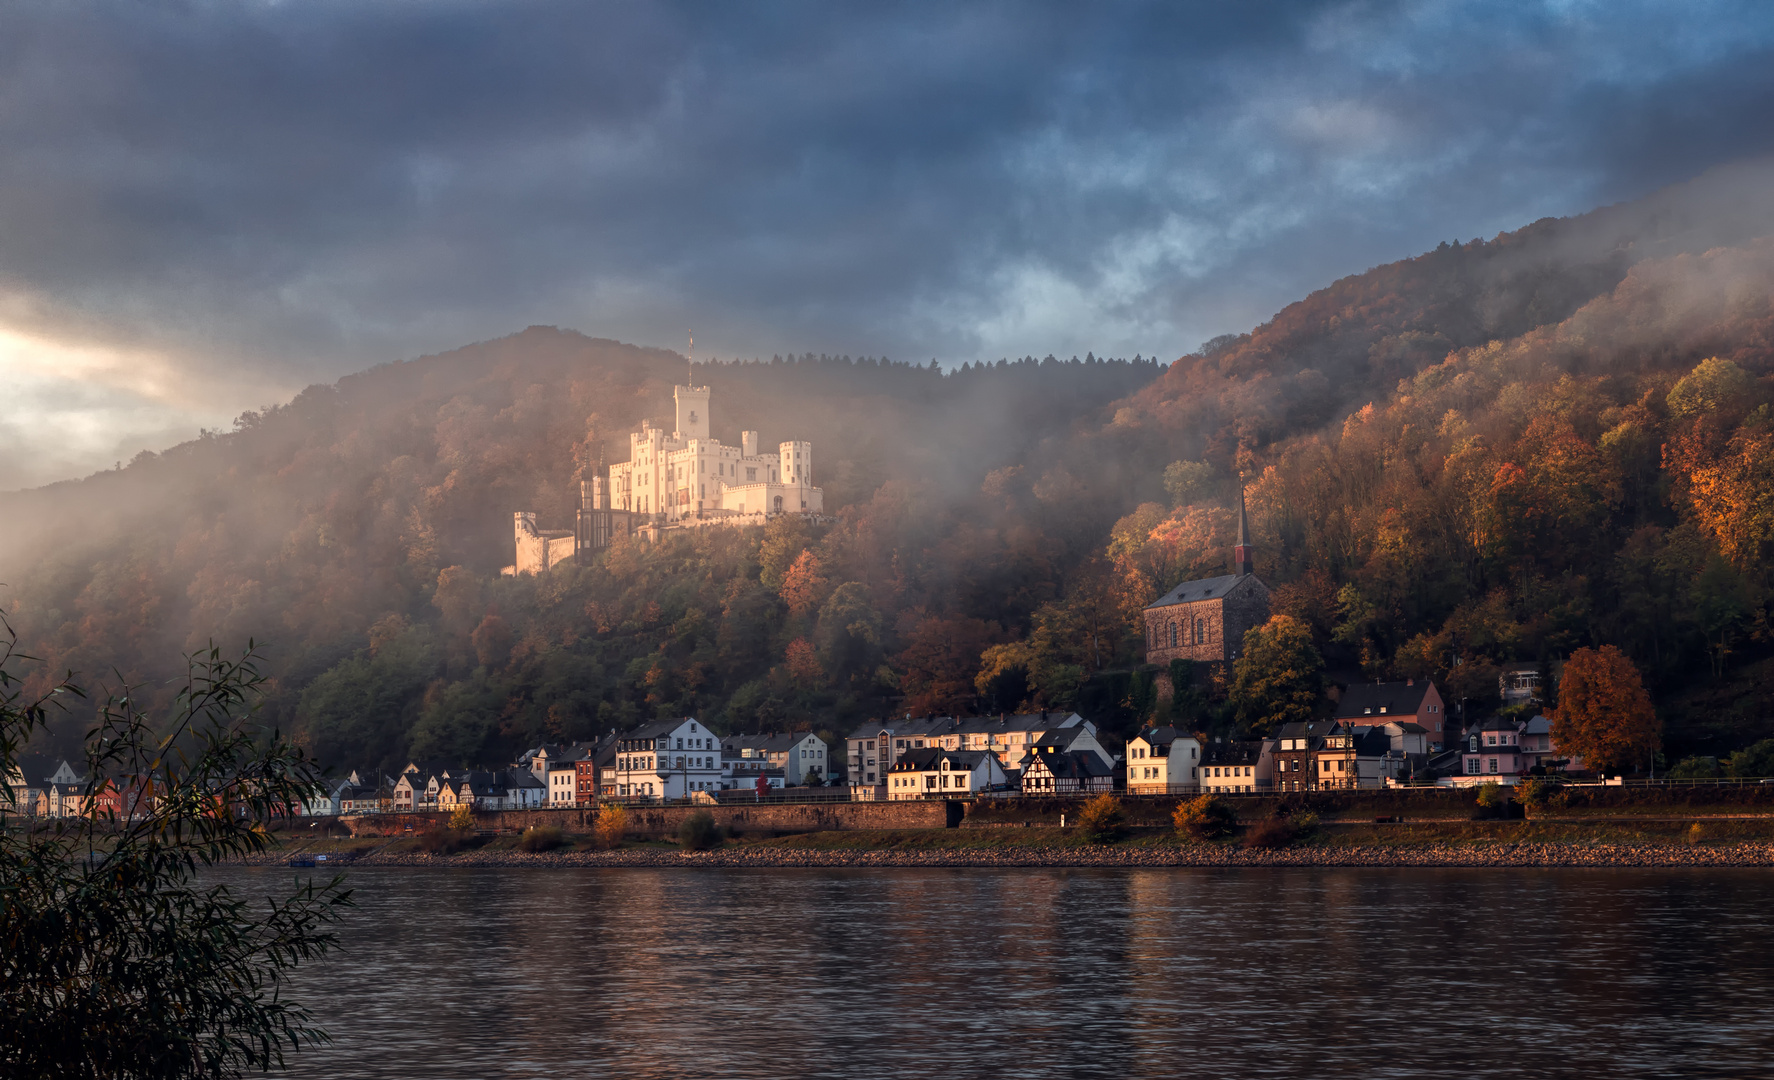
(4, 1, 1774, 490)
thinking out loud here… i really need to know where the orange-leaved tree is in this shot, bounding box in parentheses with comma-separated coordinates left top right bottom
(1550, 645, 1660, 776)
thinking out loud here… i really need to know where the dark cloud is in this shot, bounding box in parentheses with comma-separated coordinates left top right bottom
(3, 0, 1774, 486)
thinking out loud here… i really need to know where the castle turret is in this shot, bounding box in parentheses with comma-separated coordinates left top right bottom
(674, 384, 711, 440)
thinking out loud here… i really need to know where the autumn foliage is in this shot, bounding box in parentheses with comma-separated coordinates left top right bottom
(1551, 645, 1661, 776)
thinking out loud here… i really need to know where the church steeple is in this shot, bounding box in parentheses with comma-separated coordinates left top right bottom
(1233, 479, 1253, 577)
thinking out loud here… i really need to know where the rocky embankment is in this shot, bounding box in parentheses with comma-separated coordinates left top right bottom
(261, 841, 1774, 870)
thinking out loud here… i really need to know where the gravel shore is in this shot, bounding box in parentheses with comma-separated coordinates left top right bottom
(260, 841, 1774, 870)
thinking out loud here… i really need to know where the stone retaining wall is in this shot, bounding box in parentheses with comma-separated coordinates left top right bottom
(340, 798, 957, 838)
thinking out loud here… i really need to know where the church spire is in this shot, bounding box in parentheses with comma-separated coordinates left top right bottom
(1233, 478, 1253, 577)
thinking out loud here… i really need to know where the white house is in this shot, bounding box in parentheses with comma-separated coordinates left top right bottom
(547, 759, 579, 807)
(885, 748, 1009, 800)
(612, 718, 725, 800)
(1125, 726, 1202, 794)
(723, 731, 831, 786)
(1198, 740, 1267, 794)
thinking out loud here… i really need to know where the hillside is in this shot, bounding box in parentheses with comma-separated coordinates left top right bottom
(6, 160, 1774, 771)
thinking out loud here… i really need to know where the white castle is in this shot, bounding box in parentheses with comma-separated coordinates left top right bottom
(504, 381, 824, 575)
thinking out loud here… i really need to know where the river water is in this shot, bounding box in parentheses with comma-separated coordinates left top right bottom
(248, 866, 1774, 1078)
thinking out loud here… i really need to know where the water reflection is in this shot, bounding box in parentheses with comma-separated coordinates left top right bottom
(242, 867, 1774, 1079)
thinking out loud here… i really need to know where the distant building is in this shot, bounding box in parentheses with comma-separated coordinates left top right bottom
(1199, 740, 1269, 794)
(886, 748, 1008, 800)
(504, 381, 826, 574)
(1126, 726, 1202, 794)
(723, 731, 831, 786)
(1335, 679, 1450, 751)
(1021, 748, 1115, 796)
(611, 718, 724, 800)
(1143, 486, 1270, 666)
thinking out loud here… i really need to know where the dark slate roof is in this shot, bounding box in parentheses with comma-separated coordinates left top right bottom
(1030, 749, 1114, 779)
(1334, 682, 1433, 719)
(890, 747, 994, 772)
(845, 716, 957, 741)
(1135, 726, 1190, 753)
(1520, 715, 1552, 735)
(1200, 741, 1263, 767)
(1145, 574, 1251, 610)
(1352, 730, 1394, 758)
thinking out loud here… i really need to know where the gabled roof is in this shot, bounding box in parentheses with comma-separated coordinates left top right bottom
(1028, 748, 1114, 779)
(1145, 574, 1254, 610)
(890, 747, 996, 772)
(1520, 715, 1552, 735)
(622, 717, 704, 741)
(726, 731, 818, 754)
(845, 715, 961, 740)
(1200, 741, 1263, 767)
(1133, 726, 1193, 754)
(1335, 681, 1433, 719)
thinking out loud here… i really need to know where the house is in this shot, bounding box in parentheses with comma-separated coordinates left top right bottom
(507, 769, 546, 808)
(4, 754, 82, 817)
(1455, 718, 1529, 783)
(1516, 715, 1582, 773)
(1500, 668, 1542, 706)
(845, 716, 956, 797)
(1199, 740, 1268, 794)
(576, 748, 608, 806)
(1374, 720, 1431, 757)
(1143, 487, 1270, 666)
(1308, 724, 1407, 789)
(723, 731, 831, 786)
(1021, 748, 1116, 796)
(1025, 723, 1115, 770)
(1335, 680, 1450, 751)
(1125, 726, 1202, 794)
(1271, 723, 1321, 793)
(922, 712, 1096, 770)
(547, 759, 579, 807)
(611, 718, 725, 800)
(886, 747, 1009, 800)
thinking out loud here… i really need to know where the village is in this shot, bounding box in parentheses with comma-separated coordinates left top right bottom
(4, 670, 1591, 821)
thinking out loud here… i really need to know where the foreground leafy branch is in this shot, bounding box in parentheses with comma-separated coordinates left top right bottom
(0, 622, 353, 1078)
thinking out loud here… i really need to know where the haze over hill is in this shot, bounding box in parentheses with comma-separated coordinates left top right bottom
(6, 160, 1774, 771)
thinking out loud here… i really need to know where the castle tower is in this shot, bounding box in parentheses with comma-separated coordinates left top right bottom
(674, 384, 711, 440)
(780, 440, 812, 490)
(1232, 480, 1253, 577)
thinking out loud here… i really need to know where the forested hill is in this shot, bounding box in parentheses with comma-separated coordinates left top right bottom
(6, 159, 1774, 773)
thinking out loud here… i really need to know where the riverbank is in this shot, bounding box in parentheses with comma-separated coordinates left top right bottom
(254, 824, 1774, 869)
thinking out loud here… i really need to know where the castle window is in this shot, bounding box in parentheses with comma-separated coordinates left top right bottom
(1168, 621, 1177, 648)
(1194, 618, 1205, 644)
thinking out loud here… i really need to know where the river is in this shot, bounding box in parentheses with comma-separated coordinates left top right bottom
(248, 865, 1774, 1078)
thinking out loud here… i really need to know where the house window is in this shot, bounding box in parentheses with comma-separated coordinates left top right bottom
(1489, 758, 1499, 774)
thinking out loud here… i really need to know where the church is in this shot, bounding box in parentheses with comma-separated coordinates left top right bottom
(505, 381, 824, 575)
(1143, 488, 1271, 665)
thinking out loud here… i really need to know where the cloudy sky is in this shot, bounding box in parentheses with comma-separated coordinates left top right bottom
(3, 1, 1774, 489)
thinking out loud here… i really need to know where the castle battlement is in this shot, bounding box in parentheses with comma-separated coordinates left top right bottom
(504, 383, 823, 574)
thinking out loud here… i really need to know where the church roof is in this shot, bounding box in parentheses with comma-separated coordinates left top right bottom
(1145, 574, 1251, 609)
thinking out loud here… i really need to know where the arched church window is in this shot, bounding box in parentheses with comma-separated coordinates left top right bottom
(1194, 618, 1205, 644)
(1168, 621, 1177, 648)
